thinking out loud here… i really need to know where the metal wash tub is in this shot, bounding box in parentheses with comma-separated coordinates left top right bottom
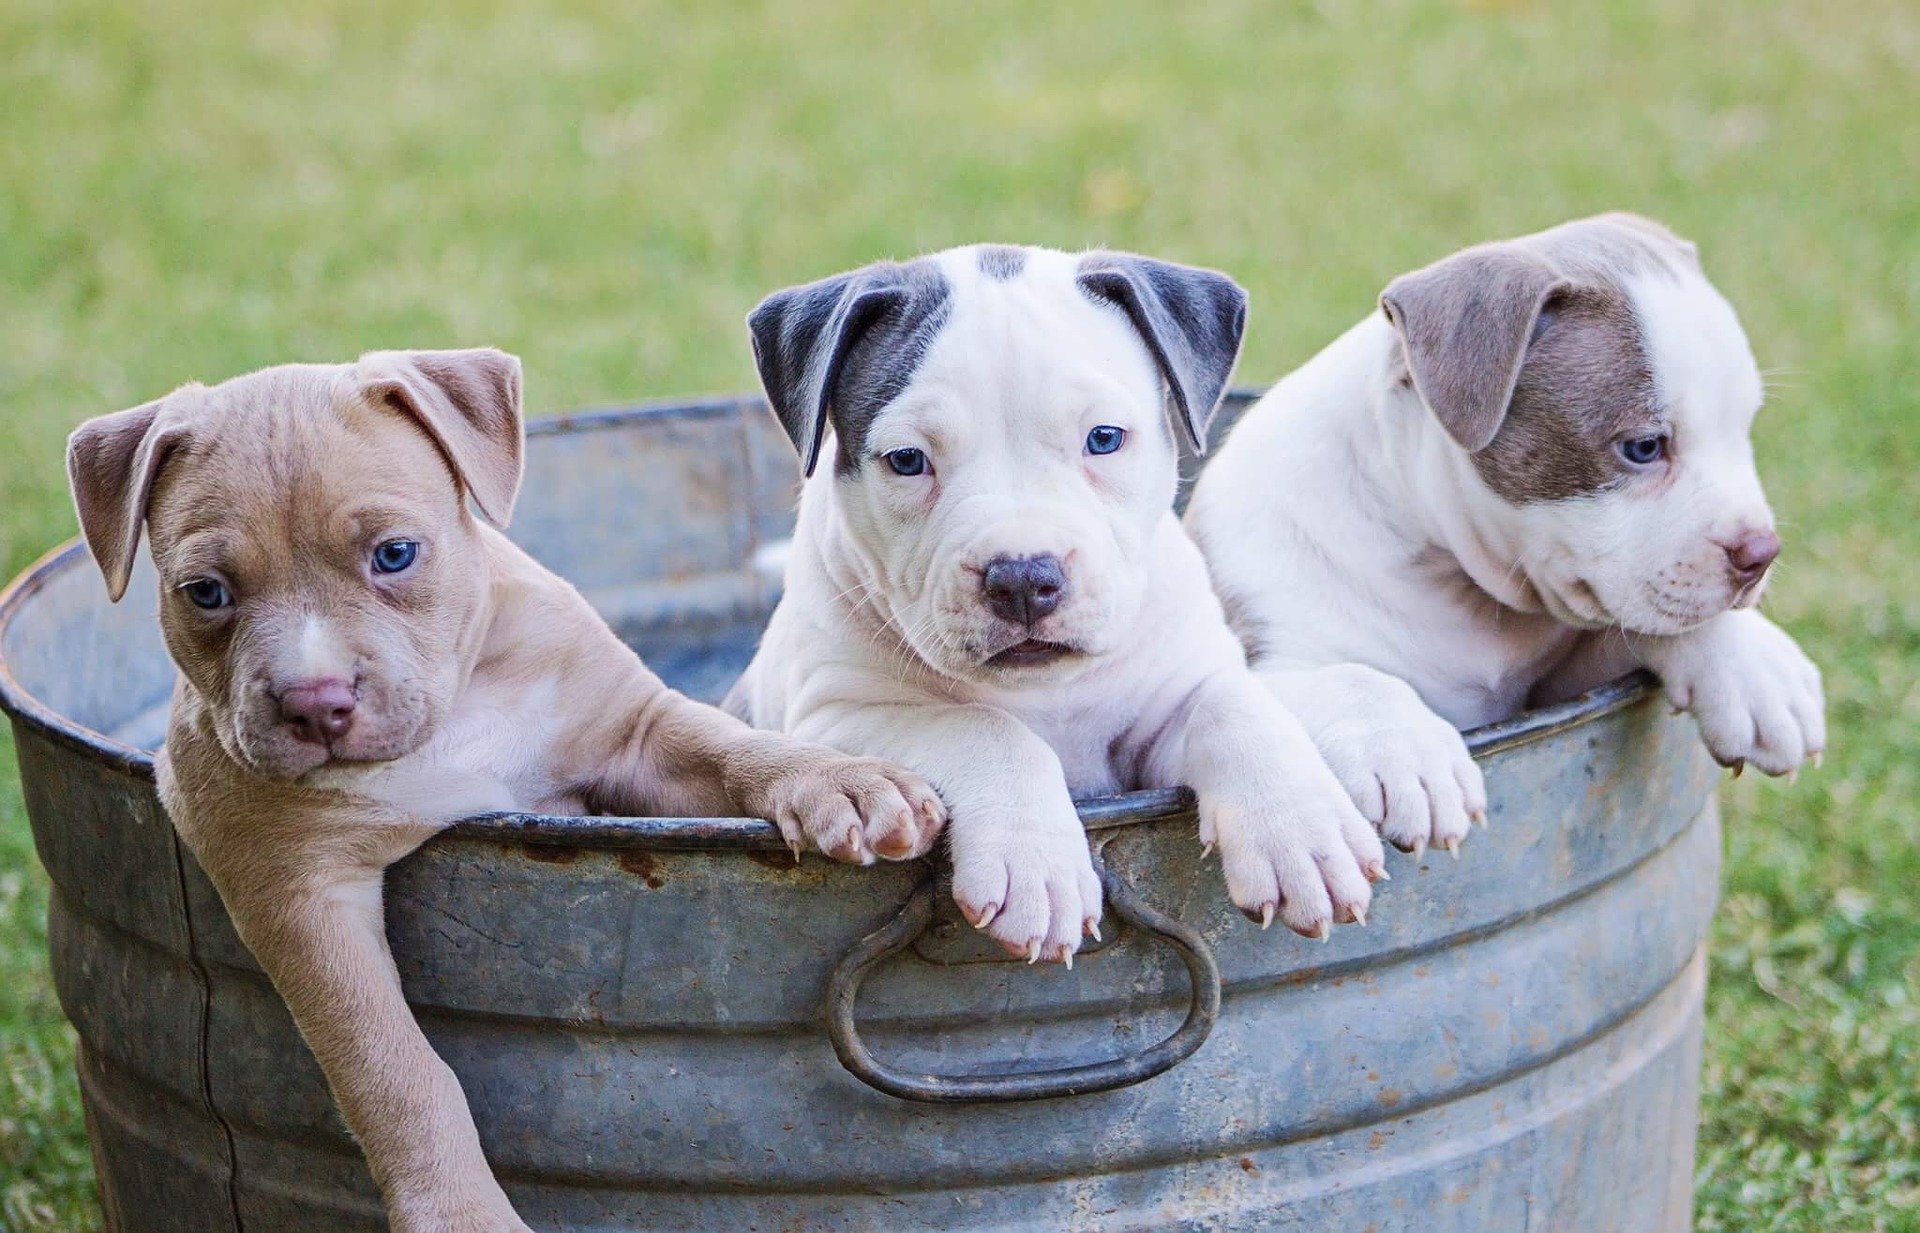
(0, 393, 1718, 1232)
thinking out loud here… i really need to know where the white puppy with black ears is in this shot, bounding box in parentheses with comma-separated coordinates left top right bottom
(728, 244, 1388, 963)
(1186, 213, 1825, 858)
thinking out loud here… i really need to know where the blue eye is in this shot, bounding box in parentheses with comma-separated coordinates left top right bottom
(372, 539, 419, 574)
(183, 578, 231, 610)
(1617, 435, 1667, 466)
(884, 448, 928, 477)
(1085, 425, 1127, 456)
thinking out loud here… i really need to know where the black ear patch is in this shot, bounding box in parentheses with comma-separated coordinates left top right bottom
(1075, 253, 1248, 453)
(746, 260, 952, 477)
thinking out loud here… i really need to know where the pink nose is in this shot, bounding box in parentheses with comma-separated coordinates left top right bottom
(1723, 530, 1781, 582)
(278, 679, 356, 744)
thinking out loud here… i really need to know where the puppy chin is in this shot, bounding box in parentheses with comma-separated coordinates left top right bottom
(1535, 577, 1616, 631)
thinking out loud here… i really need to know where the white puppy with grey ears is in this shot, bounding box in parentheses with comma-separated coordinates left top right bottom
(1185, 213, 1825, 858)
(728, 244, 1388, 962)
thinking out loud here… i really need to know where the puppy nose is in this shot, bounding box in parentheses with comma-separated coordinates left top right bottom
(982, 554, 1069, 627)
(278, 679, 356, 744)
(1723, 529, 1781, 582)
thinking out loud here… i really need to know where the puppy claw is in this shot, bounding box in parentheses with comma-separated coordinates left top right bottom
(1442, 836, 1460, 860)
(1314, 919, 1331, 943)
(788, 840, 804, 865)
(1200, 839, 1215, 860)
(963, 901, 1001, 930)
(1811, 749, 1824, 769)
(1062, 951, 1074, 971)
(1260, 902, 1275, 931)
(1026, 940, 1042, 965)
(1412, 837, 1427, 862)
(1728, 759, 1746, 779)
(1350, 904, 1367, 927)
(1785, 768, 1799, 786)
(1365, 861, 1391, 883)
(1471, 808, 1488, 830)
(1085, 918, 1102, 943)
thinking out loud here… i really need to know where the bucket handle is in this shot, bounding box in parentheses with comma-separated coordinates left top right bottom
(824, 848, 1222, 1102)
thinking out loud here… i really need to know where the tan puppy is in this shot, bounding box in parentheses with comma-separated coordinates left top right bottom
(66, 350, 946, 1233)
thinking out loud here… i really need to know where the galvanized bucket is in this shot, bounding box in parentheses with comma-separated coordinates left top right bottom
(0, 393, 1718, 1232)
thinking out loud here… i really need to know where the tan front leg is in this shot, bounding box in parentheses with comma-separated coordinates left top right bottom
(587, 670, 947, 864)
(166, 761, 532, 1232)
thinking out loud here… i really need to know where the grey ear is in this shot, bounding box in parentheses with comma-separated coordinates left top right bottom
(746, 262, 941, 477)
(357, 348, 525, 526)
(1075, 253, 1248, 453)
(1380, 245, 1568, 452)
(67, 387, 200, 603)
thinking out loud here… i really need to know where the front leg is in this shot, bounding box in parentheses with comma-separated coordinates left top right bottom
(799, 701, 1102, 964)
(590, 671, 947, 863)
(173, 800, 532, 1233)
(1177, 670, 1387, 937)
(1259, 661, 1488, 857)
(1611, 609, 1826, 776)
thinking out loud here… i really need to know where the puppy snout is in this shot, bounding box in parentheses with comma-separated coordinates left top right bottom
(277, 678, 357, 745)
(1722, 529, 1781, 584)
(982, 554, 1068, 628)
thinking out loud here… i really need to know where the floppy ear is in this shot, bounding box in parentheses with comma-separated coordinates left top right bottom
(357, 348, 525, 526)
(1380, 245, 1568, 453)
(67, 388, 199, 603)
(746, 262, 931, 478)
(1075, 253, 1248, 453)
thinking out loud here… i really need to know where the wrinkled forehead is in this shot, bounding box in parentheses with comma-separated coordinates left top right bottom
(146, 367, 460, 565)
(867, 246, 1162, 438)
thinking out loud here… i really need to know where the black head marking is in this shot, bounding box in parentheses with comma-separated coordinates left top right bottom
(746, 260, 952, 477)
(976, 244, 1028, 281)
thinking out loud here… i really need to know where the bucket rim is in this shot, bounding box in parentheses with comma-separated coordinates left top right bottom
(0, 397, 1655, 851)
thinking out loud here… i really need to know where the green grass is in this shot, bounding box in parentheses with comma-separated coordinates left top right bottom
(1, 0, 1915, 1227)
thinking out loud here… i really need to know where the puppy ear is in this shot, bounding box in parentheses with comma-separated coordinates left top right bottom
(358, 348, 525, 526)
(1075, 253, 1248, 454)
(747, 262, 947, 477)
(67, 388, 198, 603)
(1380, 246, 1567, 453)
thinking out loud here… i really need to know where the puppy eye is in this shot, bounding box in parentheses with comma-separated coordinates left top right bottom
(1616, 435, 1668, 466)
(883, 448, 928, 477)
(1085, 425, 1127, 456)
(371, 539, 420, 574)
(182, 578, 231, 610)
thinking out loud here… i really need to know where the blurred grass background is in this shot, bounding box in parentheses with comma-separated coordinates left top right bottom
(1, 0, 1915, 1228)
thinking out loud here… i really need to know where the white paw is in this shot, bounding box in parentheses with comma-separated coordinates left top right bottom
(1312, 680, 1486, 858)
(765, 755, 949, 864)
(1655, 613, 1826, 777)
(1200, 753, 1387, 939)
(949, 812, 1102, 965)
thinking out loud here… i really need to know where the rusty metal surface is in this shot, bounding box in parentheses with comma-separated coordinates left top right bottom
(0, 392, 1717, 1231)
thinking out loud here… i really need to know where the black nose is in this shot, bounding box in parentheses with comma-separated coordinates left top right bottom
(982, 554, 1068, 628)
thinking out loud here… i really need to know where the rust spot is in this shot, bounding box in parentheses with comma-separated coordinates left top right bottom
(1367, 1131, 1388, 1151)
(1484, 970, 1501, 987)
(1376, 1088, 1403, 1108)
(1238, 1157, 1259, 1175)
(747, 848, 801, 872)
(1412, 965, 1432, 978)
(1366, 1070, 1380, 1082)
(618, 851, 667, 889)
(1434, 1061, 1458, 1080)
(521, 843, 580, 864)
